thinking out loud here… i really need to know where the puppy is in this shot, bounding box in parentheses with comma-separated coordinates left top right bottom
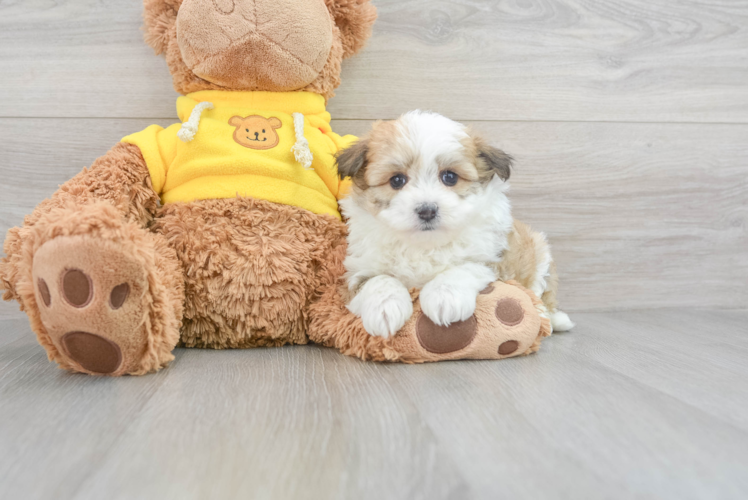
(336, 111, 573, 337)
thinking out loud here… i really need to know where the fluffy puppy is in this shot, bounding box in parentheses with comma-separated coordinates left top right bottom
(336, 110, 573, 337)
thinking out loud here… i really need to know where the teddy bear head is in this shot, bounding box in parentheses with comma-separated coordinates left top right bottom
(143, 0, 377, 100)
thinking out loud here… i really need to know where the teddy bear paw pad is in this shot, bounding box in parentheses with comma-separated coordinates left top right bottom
(60, 331, 123, 374)
(415, 314, 477, 354)
(498, 340, 520, 355)
(495, 298, 524, 326)
(32, 235, 150, 375)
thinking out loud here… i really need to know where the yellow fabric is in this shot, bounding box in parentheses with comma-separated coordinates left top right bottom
(122, 91, 356, 219)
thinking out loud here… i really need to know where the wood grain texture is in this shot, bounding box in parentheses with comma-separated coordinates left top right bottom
(1, 0, 747, 121)
(391, 310, 748, 499)
(0, 324, 173, 500)
(1, 118, 745, 312)
(553, 308, 748, 432)
(1, 310, 747, 500)
(0, 303, 23, 321)
(1, 2, 746, 499)
(0, 318, 26, 349)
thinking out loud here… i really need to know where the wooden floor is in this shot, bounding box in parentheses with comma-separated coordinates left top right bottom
(0, 309, 746, 499)
(1, 0, 747, 498)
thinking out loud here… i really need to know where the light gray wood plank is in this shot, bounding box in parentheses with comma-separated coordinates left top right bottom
(390, 321, 748, 500)
(0, 302, 24, 321)
(0, 331, 175, 500)
(552, 309, 748, 432)
(0, 318, 27, 349)
(68, 347, 468, 500)
(1, 118, 745, 312)
(474, 121, 748, 312)
(0, 0, 179, 120)
(1, 0, 747, 122)
(1, 310, 747, 500)
(0, 118, 171, 235)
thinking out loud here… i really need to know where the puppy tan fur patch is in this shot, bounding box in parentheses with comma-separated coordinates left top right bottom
(336, 120, 418, 214)
(495, 221, 559, 312)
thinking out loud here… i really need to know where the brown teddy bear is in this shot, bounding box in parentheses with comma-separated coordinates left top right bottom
(0, 0, 549, 376)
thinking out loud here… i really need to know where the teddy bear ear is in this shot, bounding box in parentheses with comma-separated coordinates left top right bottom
(268, 117, 283, 129)
(325, 0, 378, 59)
(228, 116, 244, 127)
(143, 0, 182, 55)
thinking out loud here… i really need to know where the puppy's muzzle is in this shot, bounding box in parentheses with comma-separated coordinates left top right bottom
(416, 203, 439, 222)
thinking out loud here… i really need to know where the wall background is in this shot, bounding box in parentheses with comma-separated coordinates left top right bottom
(1, 0, 746, 317)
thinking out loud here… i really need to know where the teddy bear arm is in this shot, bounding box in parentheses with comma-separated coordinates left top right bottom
(33, 142, 158, 227)
(1, 142, 160, 301)
(309, 279, 551, 363)
(0, 141, 183, 375)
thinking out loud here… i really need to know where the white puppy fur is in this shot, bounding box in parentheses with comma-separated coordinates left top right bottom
(338, 110, 572, 337)
(347, 275, 413, 338)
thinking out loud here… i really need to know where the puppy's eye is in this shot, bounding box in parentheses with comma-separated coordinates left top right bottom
(262, 129, 266, 133)
(246, 129, 249, 132)
(440, 170, 458, 187)
(389, 174, 408, 190)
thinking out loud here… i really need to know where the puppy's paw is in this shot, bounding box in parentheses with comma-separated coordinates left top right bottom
(360, 295, 413, 338)
(347, 276, 413, 338)
(420, 281, 477, 327)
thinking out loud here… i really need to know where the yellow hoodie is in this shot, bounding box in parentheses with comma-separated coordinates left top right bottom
(122, 91, 355, 219)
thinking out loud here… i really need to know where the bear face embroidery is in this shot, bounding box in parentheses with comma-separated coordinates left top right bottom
(229, 115, 282, 150)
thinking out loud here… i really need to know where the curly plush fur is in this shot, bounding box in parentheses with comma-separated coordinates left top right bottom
(0, 144, 182, 374)
(152, 197, 347, 349)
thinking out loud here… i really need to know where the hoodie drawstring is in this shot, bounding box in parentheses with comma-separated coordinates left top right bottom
(178, 101, 214, 142)
(291, 112, 314, 170)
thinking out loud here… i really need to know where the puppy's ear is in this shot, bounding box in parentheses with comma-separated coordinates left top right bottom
(335, 138, 369, 182)
(325, 0, 378, 58)
(475, 137, 513, 182)
(143, 0, 182, 55)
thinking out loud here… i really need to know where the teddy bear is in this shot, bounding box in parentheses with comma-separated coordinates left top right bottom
(0, 0, 549, 376)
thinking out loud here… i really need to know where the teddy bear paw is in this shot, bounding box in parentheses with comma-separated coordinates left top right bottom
(389, 281, 549, 361)
(32, 235, 152, 375)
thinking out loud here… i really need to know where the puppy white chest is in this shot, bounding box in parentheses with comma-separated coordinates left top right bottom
(344, 211, 509, 291)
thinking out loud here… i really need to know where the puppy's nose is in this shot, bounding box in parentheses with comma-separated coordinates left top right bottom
(416, 203, 438, 222)
(254, 131, 260, 139)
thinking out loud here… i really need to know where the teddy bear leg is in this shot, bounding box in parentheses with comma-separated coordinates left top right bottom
(17, 203, 184, 375)
(309, 279, 551, 363)
(1, 143, 183, 375)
